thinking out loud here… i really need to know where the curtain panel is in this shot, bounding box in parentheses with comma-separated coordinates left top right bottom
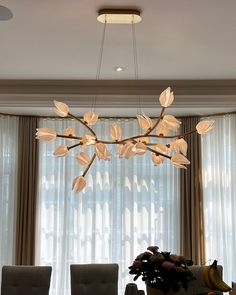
(201, 113, 236, 284)
(180, 117, 205, 264)
(0, 115, 19, 273)
(15, 116, 39, 265)
(36, 117, 181, 295)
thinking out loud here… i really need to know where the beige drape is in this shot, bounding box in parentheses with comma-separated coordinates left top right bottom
(180, 117, 205, 264)
(13, 115, 205, 265)
(15, 117, 38, 265)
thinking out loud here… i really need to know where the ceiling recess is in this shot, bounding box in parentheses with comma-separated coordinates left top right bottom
(0, 5, 13, 21)
(97, 9, 142, 24)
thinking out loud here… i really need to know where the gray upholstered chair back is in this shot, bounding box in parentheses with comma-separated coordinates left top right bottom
(70, 263, 118, 295)
(1, 265, 52, 295)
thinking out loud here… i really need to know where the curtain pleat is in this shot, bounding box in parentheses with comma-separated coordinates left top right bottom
(15, 116, 39, 265)
(180, 117, 205, 264)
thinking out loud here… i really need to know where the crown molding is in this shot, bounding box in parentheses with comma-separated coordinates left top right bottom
(0, 79, 236, 109)
(1, 79, 236, 94)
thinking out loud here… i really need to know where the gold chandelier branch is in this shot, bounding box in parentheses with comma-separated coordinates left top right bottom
(144, 107, 166, 136)
(146, 147, 171, 160)
(131, 137, 171, 160)
(68, 112, 97, 138)
(57, 128, 197, 145)
(82, 153, 97, 177)
(95, 130, 196, 145)
(68, 143, 83, 150)
(57, 134, 82, 140)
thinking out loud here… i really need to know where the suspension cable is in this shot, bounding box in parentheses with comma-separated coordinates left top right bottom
(92, 18, 107, 110)
(131, 16, 142, 114)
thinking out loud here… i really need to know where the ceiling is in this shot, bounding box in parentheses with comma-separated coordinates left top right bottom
(0, 0, 236, 116)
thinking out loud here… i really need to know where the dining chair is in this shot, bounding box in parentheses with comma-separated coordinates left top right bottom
(70, 263, 118, 295)
(1, 265, 52, 295)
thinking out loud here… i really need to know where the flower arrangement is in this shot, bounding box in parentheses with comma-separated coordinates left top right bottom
(129, 246, 194, 293)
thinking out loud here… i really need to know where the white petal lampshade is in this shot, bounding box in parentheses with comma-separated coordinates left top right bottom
(72, 176, 86, 192)
(95, 143, 111, 160)
(171, 153, 190, 169)
(53, 145, 69, 157)
(156, 122, 169, 136)
(169, 138, 188, 156)
(63, 127, 76, 141)
(133, 142, 146, 155)
(82, 134, 96, 148)
(76, 152, 91, 166)
(117, 144, 125, 157)
(110, 124, 122, 141)
(177, 138, 188, 155)
(53, 100, 69, 117)
(36, 128, 57, 141)
(84, 111, 99, 126)
(154, 143, 168, 154)
(123, 142, 135, 159)
(196, 120, 214, 134)
(151, 154, 164, 165)
(159, 87, 174, 107)
(162, 115, 181, 131)
(137, 114, 153, 130)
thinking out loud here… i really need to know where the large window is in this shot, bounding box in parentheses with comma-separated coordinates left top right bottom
(36, 118, 180, 295)
(201, 114, 236, 284)
(0, 115, 18, 272)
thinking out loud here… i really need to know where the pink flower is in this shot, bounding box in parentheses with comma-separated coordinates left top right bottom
(136, 251, 151, 260)
(147, 246, 159, 253)
(132, 260, 142, 268)
(170, 254, 185, 263)
(150, 253, 165, 262)
(162, 261, 175, 269)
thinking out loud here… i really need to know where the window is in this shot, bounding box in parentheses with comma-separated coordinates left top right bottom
(36, 118, 180, 295)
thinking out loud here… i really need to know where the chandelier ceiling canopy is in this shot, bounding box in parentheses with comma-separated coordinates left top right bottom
(97, 9, 142, 24)
(36, 8, 214, 193)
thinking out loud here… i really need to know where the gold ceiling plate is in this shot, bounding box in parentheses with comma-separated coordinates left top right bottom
(97, 9, 142, 24)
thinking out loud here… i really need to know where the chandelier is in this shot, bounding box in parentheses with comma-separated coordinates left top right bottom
(36, 9, 214, 193)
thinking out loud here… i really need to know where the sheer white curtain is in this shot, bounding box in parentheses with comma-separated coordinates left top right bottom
(36, 117, 180, 295)
(0, 115, 18, 271)
(201, 113, 236, 284)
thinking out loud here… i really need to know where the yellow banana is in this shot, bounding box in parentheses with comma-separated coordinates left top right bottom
(203, 265, 215, 289)
(208, 260, 231, 292)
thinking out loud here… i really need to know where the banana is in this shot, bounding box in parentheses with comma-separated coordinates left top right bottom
(208, 260, 231, 292)
(203, 265, 215, 289)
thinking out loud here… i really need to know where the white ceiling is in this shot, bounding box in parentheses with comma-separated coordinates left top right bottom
(0, 0, 236, 116)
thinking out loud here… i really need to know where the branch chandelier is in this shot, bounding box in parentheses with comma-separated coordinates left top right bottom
(36, 9, 214, 193)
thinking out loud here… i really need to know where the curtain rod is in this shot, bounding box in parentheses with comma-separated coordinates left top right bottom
(0, 111, 236, 119)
